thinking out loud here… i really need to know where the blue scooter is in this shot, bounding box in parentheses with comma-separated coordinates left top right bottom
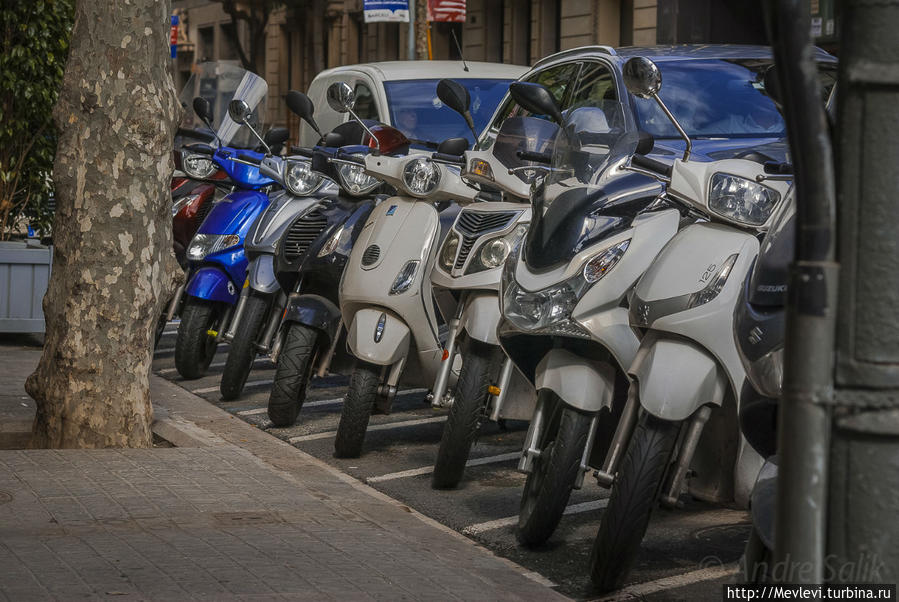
(175, 77, 277, 379)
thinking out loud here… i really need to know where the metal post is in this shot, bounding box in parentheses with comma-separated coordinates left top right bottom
(827, 0, 899, 582)
(407, 0, 416, 60)
(763, 0, 837, 583)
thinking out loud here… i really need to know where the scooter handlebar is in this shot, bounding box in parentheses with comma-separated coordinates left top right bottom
(289, 146, 314, 158)
(516, 150, 552, 164)
(632, 154, 673, 178)
(183, 143, 216, 157)
(236, 153, 262, 166)
(431, 153, 465, 165)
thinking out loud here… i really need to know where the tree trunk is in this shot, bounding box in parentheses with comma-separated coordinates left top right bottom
(25, 0, 181, 448)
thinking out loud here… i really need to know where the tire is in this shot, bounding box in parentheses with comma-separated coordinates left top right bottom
(267, 323, 320, 427)
(432, 339, 500, 490)
(174, 298, 221, 379)
(220, 293, 270, 400)
(517, 403, 593, 546)
(589, 413, 680, 592)
(334, 362, 380, 458)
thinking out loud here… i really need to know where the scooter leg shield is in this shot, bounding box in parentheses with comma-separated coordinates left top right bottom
(247, 255, 279, 294)
(629, 335, 727, 422)
(346, 308, 410, 367)
(534, 348, 615, 413)
(460, 294, 501, 345)
(185, 267, 239, 304)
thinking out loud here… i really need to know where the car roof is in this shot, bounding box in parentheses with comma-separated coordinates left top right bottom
(531, 43, 836, 70)
(313, 61, 528, 82)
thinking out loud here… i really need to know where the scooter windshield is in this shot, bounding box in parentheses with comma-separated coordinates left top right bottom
(524, 106, 660, 270)
(178, 61, 269, 149)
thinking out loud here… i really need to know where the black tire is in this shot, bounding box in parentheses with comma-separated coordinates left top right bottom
(334, 362, 380, 458)
(432, 339, 499, 490)
(267, 323, 320, 427)
(589, 413, 680, 592)
(174, 298, 221, 379)
(517, 404, 594, 546)
(220, 293, 270, 400)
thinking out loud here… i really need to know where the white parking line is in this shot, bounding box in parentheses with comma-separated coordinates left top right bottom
(154, 342, 227, 355)
(191, 379, 273, 395)
(367, 452, 521, 484)
(461, 498, 609, 536)
(595, 563, 739, 601)
(157, 358, 272, 376)
(288, 415, 447, 443)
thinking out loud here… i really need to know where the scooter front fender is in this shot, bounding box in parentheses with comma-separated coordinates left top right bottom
(346, 308, 410, 366)
(535, 348, 615, 413)
(283, 293, 341, 345)
(186, 266, 239, 304)
(630, 333, 728, 422)
(461, 293, 501, 345)
(247, 254, 279, 294)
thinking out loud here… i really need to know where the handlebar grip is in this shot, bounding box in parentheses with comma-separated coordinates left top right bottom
(237, 153, 262, 166)
(431, 153, 466, 165)
(516, 150, 552, 164)
(183, 143, 215, 156)
(290, 146, 314, 158)
(764, 161, 793, 175)
(632, 154, 673, 178)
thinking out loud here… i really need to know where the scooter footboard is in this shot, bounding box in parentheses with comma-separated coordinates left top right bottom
(630, 334, 728, 422)
(461, 294, 501, 345)
(346, 308, 410, 366)
(535, 348, 615, 413)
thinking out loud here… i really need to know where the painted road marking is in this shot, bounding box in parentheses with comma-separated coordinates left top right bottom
(192, 379, 273, 395)
(157, 358, 272, 376)
(462, 498, 609, 536)
(597, 563, 739, 601)
(367, 452, 521, 484)
(235, 396, 345, 417)
(288, 415, 447, 443)
(154, 342, 227, 355)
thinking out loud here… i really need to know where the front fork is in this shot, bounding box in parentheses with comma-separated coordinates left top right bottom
(255, 290, 287, 354)
(429, 292, 468, 409)
(165, 282, 186, 321)
(222, 280, 250, 342)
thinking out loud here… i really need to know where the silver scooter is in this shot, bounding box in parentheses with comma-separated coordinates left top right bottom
(589, 57, 793, 592)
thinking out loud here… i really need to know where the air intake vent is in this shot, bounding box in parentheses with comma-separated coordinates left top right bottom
(192, 196, 215, 230)
(453, 210, 517, 270)
(283, 210, 328, 262)
(361, 244, 380, 266)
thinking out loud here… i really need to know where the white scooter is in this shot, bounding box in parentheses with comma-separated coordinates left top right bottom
(329, 82, 477, 458)
(494, 82, 676, 546)
(427, 80, 550, 490)
(589, 57, 793, 592)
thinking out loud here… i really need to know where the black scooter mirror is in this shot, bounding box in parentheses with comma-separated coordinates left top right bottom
(436, 137, 468, 156)
(193, 97, 213, 125)
(264, 127, 289, 152)
(622, 56, 692, 161)
(635, 131, 655, 156)
(227, 99, 272, 155)
(509, 82, 564, 125)
(762, 65, 783, 110)
(436, 79, 477, 141)
(286, 90, 322, 137)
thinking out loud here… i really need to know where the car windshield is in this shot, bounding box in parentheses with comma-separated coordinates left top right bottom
(179, 61, 268, 148)
(382, 78, 513, 149)
(633, 59, 785, 139)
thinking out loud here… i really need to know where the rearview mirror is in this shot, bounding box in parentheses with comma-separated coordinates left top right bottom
(264, 127, 289, 150)
(436, 137, 468, 156)
(437, 79, 470, 116)
(228, 99, 252, 123)
(622, 57, 662, 99)
(286, 90, 322, 137)
(509, 82, 564, 125)
(193, 97, 213, 124)
(326, 82, 355, 114)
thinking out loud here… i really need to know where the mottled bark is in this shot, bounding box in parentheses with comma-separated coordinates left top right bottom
(25, 0, 182, 448)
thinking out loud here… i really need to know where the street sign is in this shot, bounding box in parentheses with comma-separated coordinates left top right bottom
(427, 0, 466, 22)
(364, 0, 410, 23)
(170, 15, 179, 58)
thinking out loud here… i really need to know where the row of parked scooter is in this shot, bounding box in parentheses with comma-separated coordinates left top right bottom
(163, 55, 795, 591)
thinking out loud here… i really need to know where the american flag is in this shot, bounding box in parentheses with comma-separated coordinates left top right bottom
(427, 0, 466, 22)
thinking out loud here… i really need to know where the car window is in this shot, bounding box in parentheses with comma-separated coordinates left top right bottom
(476, 62, 579, 150)
(353, 82, 379, 121)
(567, 61, 625, 132)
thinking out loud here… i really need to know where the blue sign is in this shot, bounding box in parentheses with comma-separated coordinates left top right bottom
(170, 15, 179, 59)
(363, 0, 410, 22)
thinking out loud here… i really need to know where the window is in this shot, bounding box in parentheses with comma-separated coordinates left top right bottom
(567, 61, 624, 132)
(353, 83, 379, 121)
(198, 26, 214, 62)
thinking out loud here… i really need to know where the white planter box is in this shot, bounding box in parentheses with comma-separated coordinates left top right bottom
(0, 240, 51, 333)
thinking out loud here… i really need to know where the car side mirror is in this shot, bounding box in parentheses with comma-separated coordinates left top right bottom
(286, 90, 322, 137)
(436, 137, 469, 156)
(509, 82, 564, 125)
(326, 82, 355, 114)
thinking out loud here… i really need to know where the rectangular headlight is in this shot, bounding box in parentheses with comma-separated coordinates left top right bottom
(709, 173, 780, 226)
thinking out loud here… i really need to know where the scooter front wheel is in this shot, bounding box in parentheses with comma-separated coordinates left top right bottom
(267, 323, 320, 427)
(517, 402, 593, 546)
(334, 362, 380, 458)
(220, 293, 269, 400)
(175, 298, 222, 379)
(589, 413, 679, 592)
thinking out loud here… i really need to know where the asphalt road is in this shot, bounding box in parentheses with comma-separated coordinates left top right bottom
(153, 323, 750, 601)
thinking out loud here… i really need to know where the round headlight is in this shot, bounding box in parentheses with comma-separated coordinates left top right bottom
(285, 161, 323, 196)
(440, 232, 459, 271)
(479, 238, 510, 269)
(182, 154, 217, 179)
(402, 157, 440, 197)
(337, 155, 380, 196)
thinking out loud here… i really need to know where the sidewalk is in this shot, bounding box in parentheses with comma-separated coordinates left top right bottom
(0, 336, 565, 601)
